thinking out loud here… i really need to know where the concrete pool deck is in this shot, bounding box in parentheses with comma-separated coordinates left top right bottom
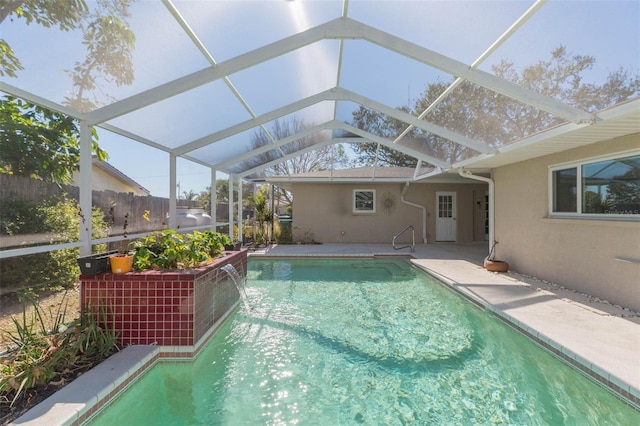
(12, 243, 640, 425)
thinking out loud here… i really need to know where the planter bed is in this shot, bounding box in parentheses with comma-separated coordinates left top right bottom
(80, 250, 247, 348)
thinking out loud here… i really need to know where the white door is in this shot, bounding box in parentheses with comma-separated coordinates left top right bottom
(436, 192, 457, 242)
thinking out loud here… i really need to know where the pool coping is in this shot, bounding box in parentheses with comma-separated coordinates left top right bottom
(10, 248, 640, 424)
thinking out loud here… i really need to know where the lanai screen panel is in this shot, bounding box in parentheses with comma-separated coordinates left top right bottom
(104, 79, 253, 149)
(1, 0, 638, 175)
(480, 1, 640, 111)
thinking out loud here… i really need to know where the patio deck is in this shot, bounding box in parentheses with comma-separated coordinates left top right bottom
(253, 242, 640, 406)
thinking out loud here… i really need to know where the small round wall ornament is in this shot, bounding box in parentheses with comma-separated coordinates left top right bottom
(382, 192, 397, 215)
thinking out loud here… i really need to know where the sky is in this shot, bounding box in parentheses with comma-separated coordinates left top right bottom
(3, 0, 639, 198)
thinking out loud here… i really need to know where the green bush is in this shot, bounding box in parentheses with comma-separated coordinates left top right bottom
(0, 195, 110, 295)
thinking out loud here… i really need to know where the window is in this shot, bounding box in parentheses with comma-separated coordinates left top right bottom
(550, 153, 640, 217)
(353, 190, 376, 213)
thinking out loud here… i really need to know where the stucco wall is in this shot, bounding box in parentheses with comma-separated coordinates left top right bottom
(72, 166, 147, 196)
(493, 133, 640, 311)
(291, 182, 487, 244)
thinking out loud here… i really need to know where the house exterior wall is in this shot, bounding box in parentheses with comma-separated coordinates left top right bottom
(290, 182, 487, 244)
(72, 165, 148, 196)
(493, 133, 640, 311)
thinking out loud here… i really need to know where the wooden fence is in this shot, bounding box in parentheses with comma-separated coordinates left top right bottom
(0, 175, 254, 243)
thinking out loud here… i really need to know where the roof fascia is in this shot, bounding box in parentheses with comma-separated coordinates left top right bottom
(453, 98, 640, 170)
(93, 158, 150, 194)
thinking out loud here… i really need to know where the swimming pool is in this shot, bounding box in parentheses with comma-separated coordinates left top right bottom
(87, 258, 639, 425)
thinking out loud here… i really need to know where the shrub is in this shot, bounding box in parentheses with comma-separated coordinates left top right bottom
(0, 196, 110, 296)
(0, 294, 119, 410)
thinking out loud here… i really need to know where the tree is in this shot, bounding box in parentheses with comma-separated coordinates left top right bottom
(0, 0, 135, 183)
(62, 0, 135, 112)
(181, 189, 198, 202)
(351, 46, 639, 167)
(242, 117, 349, 205)
(1, 0, 135, 113)
(244, 117, 349, 176)
(248, 186, 272, 245)
(0, 0, 88, 78)
(0, 96, 107, 183)
(344, 106, 421, 168)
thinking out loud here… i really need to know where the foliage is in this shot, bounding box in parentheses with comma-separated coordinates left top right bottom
(1, 0, 135, 113)
(0, 0, 135, 185)
(131, 230, 230, 270)
(248, 187, 273, 245)
(274, 220, 292, 244)
(0, 0, 88, 77)
(0, 294, 119, 410)
(0, 195, 110, 295)
(243, 118, 349, 206)
(351, 46, 639, 167)
(64, 0, 135, 112)
(0, 97, 107, 184)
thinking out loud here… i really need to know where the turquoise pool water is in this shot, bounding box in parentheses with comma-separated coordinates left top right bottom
(87, 258, 639, 425)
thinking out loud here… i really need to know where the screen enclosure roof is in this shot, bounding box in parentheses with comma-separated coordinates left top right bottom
(1, 0, 639, 183)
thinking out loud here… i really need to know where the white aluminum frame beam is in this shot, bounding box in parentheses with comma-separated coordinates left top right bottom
(174, 87, 493, 158)
(0, 83, 85, 120)
(85, 17, 593, 128)
(214, 118, 450, 177)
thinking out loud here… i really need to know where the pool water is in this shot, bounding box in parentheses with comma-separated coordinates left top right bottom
(87, 258, 639, 425)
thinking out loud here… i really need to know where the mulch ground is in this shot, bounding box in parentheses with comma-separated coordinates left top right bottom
(0, 286, 92, 425)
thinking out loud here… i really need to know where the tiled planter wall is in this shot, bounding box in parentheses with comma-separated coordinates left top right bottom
(80, 250, 247, 347)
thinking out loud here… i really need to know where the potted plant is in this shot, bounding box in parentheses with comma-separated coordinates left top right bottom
(109, 252, 134, 274)
(484, 241, 509, 272)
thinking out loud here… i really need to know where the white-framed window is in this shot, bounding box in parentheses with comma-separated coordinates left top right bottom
(353, 189, 376, 214)
(549, 152, 640, 218)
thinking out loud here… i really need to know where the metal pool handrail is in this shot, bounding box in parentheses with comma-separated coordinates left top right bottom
(392, 225, 415, 253)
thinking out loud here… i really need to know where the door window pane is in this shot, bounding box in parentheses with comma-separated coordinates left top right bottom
(439, 195, 453, 218)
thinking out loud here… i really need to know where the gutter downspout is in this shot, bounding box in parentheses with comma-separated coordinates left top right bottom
(400, 182, 427, 244)
(458, 169, 494, 260)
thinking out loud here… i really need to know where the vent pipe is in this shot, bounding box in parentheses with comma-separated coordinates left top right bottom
(400, 182, 427, 244)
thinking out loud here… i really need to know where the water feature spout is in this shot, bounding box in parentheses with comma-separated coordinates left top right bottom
(221, 264, 250, 311)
